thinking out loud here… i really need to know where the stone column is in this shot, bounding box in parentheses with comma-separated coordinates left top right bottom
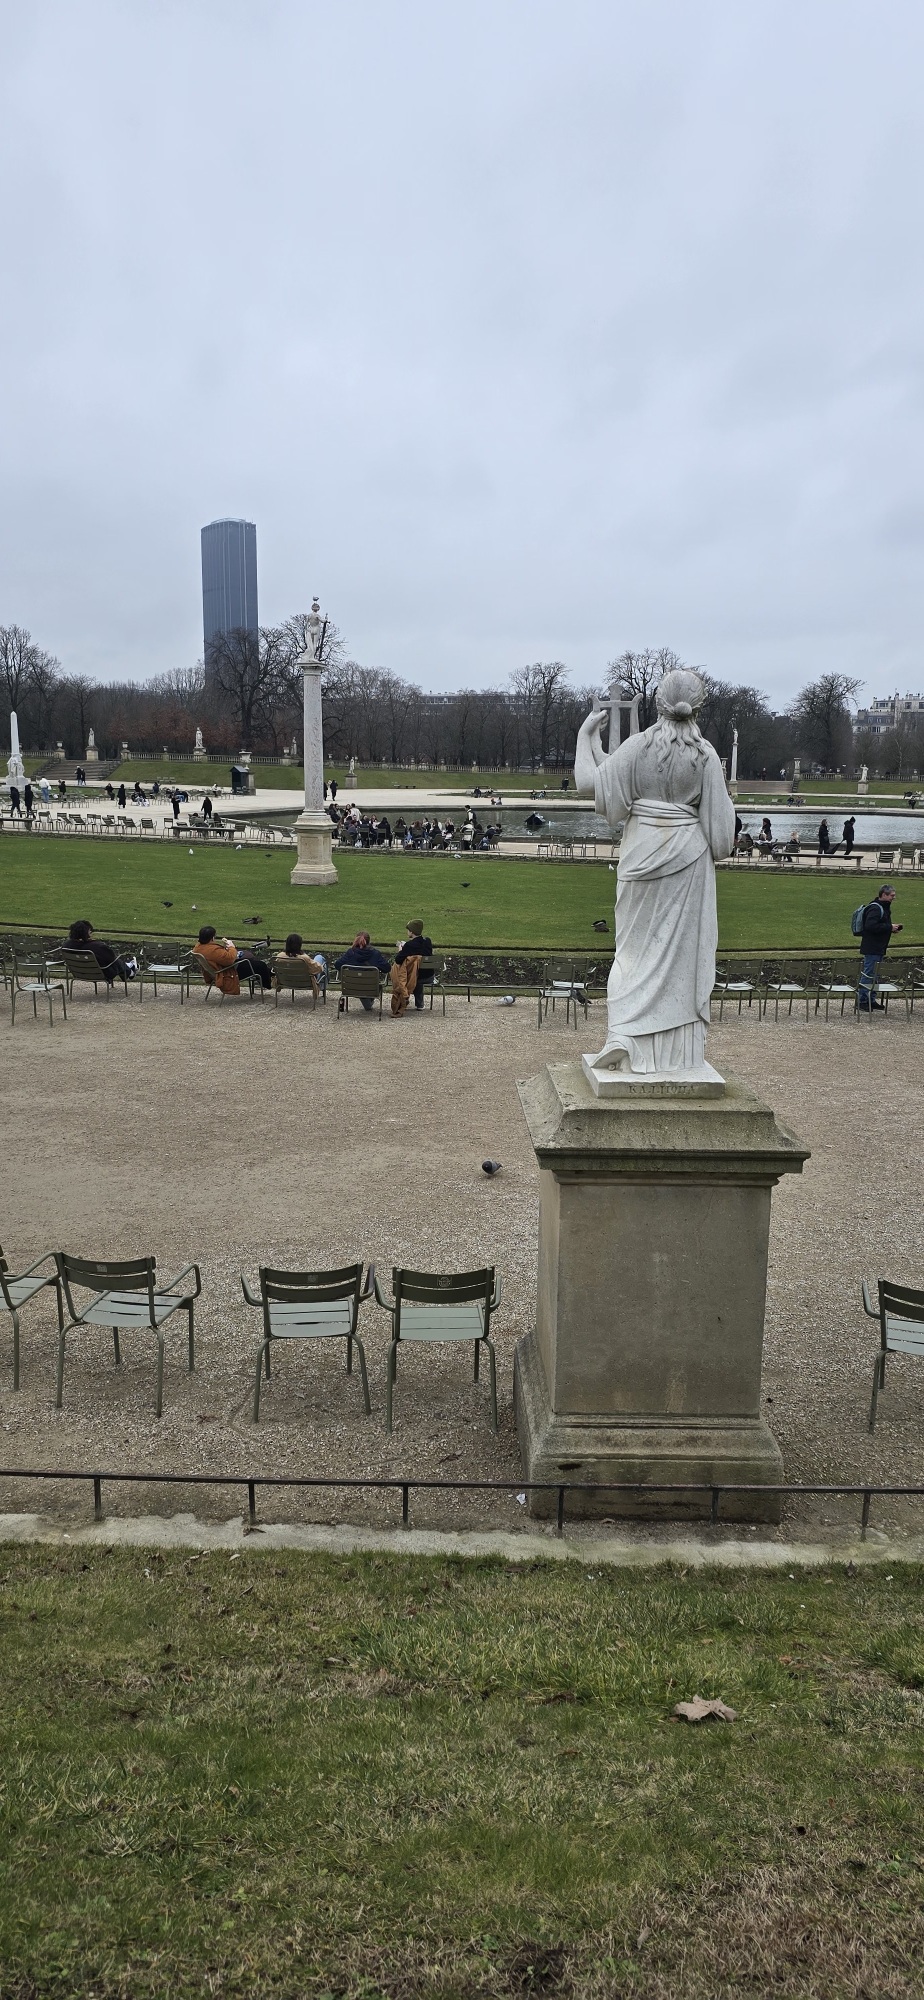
(514, 1062, 808, 1522)
(729, 727, 739, 797)
(291, 655, 337, 887)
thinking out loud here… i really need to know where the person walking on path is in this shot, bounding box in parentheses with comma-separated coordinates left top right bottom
(818, 818, 831, 854)
(201, 795, 213, 820)
(171, 791, 181, 822)
(858, 886, 902, 1010)
(842, 816, 856, 856)
(117, 783, 126, 809)
(24, 782, 34, 818)
(8, 784, 22, 817)
(393, 918, 433, 1012)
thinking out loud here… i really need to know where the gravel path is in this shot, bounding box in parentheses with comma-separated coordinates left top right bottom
(3, 989, 922, 1542)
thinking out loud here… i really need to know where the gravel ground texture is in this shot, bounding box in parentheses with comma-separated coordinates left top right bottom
(3, 986, 923, 1543)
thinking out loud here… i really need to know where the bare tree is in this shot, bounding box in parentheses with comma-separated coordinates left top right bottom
(606, 647, 684, 731)
(59, 673, 96, 755)
(789, 674, 862, 771)
(508, 661, 571, 767)
(206, 627, 294, 747)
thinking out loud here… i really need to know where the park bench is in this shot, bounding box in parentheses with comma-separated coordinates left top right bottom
(373, 1265, 501, 1433)
(241, 1262, 373, 1421)
(54, 1251, 201, 1416)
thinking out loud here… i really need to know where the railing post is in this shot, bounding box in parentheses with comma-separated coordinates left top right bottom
(401, 1482, 410, 1528)
(860, 1489, 872, 1541)
(93, 1476, 103, 1523)
(247, 1481, 257, 1530)
(556, 1486, 565, 1535)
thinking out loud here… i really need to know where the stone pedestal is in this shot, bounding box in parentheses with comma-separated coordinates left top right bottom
(193, 746, 206, 762)
(858, 781, 868, 795)
(291, 808, 338, 886)
(514, 1063, 808, 1522)
(85, 743, 99, 763)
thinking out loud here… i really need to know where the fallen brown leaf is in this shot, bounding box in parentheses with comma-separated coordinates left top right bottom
(673, 1696, 737, 1723)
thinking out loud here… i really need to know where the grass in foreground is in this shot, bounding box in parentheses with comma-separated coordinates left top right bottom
(0, 1549, 921, 1998)
(2, 838, 924, 952)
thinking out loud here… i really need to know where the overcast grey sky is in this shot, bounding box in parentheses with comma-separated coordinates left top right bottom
(1, 0, 922, 703)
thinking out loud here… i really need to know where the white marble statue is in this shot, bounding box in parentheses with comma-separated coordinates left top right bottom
(574, 668, 735, 1076)
(301, 597, 322, 663)
(87, 727, 95, 749)
(860, 764, 868, 783)
(4, 709, 26, 793)
(195, 725, 204, 750)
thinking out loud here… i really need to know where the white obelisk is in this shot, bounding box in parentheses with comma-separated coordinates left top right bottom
(290, 599, 337, 886)
(3, 711, 26, 794)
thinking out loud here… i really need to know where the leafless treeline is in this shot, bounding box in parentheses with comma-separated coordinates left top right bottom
(4, 620, 916, 777)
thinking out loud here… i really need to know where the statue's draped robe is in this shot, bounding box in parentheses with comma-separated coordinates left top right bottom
(593, 728, 735, 1072)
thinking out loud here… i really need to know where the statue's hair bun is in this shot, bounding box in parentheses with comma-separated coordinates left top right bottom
(673, 701, 693, 718)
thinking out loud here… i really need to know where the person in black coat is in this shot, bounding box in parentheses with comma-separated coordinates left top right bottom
(842, 816, 856, 856)
(394, 918, 433, 1010)
(8, 784, 22, 817)
(858, 886, 902, 1010)
(818, 818, 831, 854)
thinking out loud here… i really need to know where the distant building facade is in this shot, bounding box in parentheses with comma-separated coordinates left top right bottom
(201, 519, 258, 665)
(854, 692, 924, 738)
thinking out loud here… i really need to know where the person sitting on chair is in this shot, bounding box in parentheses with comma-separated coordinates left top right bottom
(195, 924, 272, 994)
(335, 931, 391, 1012)
(273, 932, 325, 998)
(67, 919, 136, 983)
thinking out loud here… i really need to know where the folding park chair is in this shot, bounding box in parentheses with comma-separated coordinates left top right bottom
(714, 964, 761, 1017)
(763, 973, 812, 1020)
(62, 949, 128, 999)
(815, 960, 859, 1019)
(138, 952, 193, 1002)
(338, 965, 385, 1016)
(374, 1266, 501, 1433)
(191, 951, 265, 1001)
(415, 956, 446, 1014)
(10, 958, 67, 1026)
(0, 1245, 64, 1389)
(273, 958, 326, 1008)
(241, 1263, 373, 1421)
(538, 960, 594, 1030)
(54, 1252, 201, 1416)
(863, 1279, 924, 1432)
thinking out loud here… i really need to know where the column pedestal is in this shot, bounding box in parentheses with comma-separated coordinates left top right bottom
(514, 1063, 808, 1522)
(290, 808, 338, 886)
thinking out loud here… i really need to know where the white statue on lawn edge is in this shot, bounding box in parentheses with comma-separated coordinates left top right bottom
(574, 668, 734, 1084)
(4, 710, 26, 793)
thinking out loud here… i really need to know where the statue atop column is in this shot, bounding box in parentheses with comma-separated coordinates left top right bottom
(300, 597, 322, 665)
(574, 668, 734, 1086)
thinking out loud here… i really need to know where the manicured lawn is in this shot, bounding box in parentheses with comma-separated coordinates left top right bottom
(0, 1548, 921, 1998)
(2, 836, 924, 950)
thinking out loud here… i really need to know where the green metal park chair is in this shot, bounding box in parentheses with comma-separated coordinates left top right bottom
(337, 965, 385, 1016)
(241, 1263, 372, 1421)
(863, 1279, 924, 1432)
(61, 948, 129, 999)
(137, 951, 194, 1003)
(10, 955, 67, 1026)
(373, 1266, 501, 1433)
(0, 1245, 64, 1389)
(54, 1252, 201, 1415)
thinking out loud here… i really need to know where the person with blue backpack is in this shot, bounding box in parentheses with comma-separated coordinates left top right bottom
(853, 885, 902, 1010)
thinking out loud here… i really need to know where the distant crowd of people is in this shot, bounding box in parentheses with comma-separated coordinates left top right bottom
(327, 802, 500, 851)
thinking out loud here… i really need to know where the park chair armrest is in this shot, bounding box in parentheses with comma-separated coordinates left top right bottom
(490, 1274, 503, 1312)
(361, 1263, 376, 1300)
(861, 1280, 878, 1320)
(160, 1263, 202, 1300)
(372, 1268, 395, 1314)
(240, 1275, 262, 1308)
(16, 1251, 60, 1282)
